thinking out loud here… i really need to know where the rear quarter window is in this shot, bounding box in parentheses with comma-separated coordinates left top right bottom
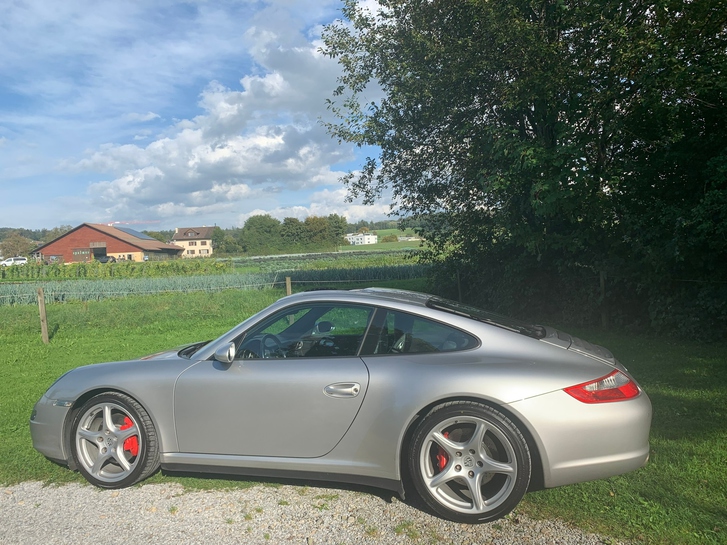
(363, 308, 479, 355)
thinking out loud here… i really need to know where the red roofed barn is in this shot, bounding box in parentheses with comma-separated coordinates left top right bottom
(34, 223, 184, 264)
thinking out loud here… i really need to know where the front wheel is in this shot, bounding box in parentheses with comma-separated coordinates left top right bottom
(70, 392, 160, 488)
(409, 402, 531, 523)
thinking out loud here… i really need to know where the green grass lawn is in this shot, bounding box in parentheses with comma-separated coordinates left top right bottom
(1, 289, 725, 544)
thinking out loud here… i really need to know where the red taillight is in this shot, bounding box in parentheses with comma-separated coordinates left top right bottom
(564, 370, 640, 403)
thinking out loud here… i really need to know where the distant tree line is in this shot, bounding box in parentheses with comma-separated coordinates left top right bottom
(0, 226, 74, 259)
(0, 216, 411, 259)
(146, 215, 410, 256)
(204, 214, 351, 256)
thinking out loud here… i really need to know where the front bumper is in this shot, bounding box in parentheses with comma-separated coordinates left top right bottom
(29, 394, 72, 465)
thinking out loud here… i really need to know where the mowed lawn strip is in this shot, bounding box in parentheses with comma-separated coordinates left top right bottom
(1, 289, 725, 544)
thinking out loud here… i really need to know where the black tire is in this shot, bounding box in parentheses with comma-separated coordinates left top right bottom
(70, 392, 160, 489)
(409, 401, 531, 523)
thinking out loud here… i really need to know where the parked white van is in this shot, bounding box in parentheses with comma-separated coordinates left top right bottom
(0, 257, 28, 266)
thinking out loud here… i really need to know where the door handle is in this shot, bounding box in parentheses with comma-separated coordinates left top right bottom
(324, 382, 361, 398)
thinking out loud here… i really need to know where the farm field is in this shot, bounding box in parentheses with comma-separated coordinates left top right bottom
(342, 239, 422, 251)
(0, 251, 427, 305)
(1, 284, 725, 544)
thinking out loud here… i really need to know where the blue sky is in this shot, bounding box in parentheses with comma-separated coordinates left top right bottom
(0, 0, 388, 230)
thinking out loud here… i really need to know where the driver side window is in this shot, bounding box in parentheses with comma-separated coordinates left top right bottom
(235, 303, 374, 359)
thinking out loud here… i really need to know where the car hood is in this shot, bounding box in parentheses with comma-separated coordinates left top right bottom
(139, 349, 181, 361)
(139, 341, 208, 361)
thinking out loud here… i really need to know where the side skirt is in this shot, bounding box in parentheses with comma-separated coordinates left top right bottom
(160, 462, 405, 498)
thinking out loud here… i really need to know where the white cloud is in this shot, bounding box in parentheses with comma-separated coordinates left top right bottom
(0, 1, 392, 230)
(124, 112, 161, 123)
(77, 22, 360, 226)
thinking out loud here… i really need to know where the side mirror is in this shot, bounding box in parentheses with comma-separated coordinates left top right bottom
(315, 320, 335, 334)
(213, 342, 235, 364)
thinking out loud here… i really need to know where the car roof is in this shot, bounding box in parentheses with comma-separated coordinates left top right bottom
(280, 288, 546, 340)
(284, 287, 433, 308)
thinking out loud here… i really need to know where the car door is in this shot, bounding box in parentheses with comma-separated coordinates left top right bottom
(174, 303, 373, 458)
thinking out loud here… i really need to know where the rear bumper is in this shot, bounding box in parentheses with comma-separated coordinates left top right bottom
(508, 389, 652, 488)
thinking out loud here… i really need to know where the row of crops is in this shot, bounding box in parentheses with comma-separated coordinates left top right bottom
(230, 250, 417, 272)
(0, 264, 428, 306)
(0, 259, 233, 281)
(0, 250, 417, 282)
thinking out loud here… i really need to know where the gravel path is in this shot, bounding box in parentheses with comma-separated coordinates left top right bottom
(1, 481, 625, 544)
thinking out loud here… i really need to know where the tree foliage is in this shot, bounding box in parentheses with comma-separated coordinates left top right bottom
(41, 225, 74, 243)
(0, 232, 37, 258)
(0, 225, 73, 247)
(322, 0, 727, 336)
(143, 231, 170, 243)
(238, 214, 351, 255)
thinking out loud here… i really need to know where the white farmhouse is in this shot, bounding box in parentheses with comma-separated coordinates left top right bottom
(172, 226, 215, 258)
(345, 232, 378, 245)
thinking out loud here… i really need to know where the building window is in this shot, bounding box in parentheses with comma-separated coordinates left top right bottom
(187, 250, 196, 255)
(188, 241, 197, 246)
(200, 240, 207, 245)
(200, 249, 209, 255)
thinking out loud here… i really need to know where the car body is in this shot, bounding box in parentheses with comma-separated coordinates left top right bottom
(95, 255, 116, 263)
(30, 288, 651, 523)
(1, 256, 28, 266)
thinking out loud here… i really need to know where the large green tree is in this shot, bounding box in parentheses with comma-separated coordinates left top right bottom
(327, 213, 349, 242)
(322, 0, 727, 335)
(304, 216, 334, 246)
(0, 232, 36, 258)
(280, 217, 307, 249)
(239, 215, 283, 255)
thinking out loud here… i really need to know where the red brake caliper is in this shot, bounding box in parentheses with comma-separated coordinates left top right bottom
(120, 416, 139, 457)
(436, 431, 449, 471)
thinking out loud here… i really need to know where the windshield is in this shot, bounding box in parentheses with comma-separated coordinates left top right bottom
(426, 297, 546, 339)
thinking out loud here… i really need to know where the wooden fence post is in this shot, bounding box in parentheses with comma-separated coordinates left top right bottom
(286, 276, 292, 296)
(37, 287, 49, 344)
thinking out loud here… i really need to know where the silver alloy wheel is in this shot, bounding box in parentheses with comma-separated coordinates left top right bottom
(74, 401, 142, 484)
(418, 414, 518, 515)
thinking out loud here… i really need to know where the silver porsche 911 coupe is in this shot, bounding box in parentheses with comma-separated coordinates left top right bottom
(30, 288, 651, 523)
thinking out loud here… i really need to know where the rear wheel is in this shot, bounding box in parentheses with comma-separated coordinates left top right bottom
(409, 402, 531, 523)
(70, 392, 160, 488)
